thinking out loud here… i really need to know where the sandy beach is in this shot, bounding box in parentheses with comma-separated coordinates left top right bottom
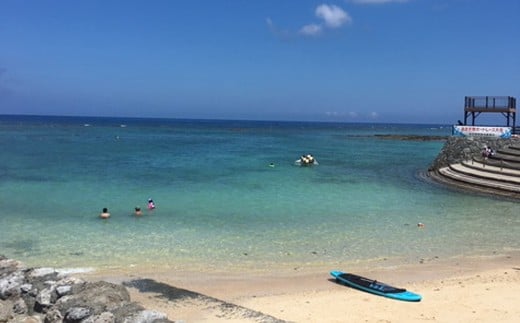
(78, 252, 520, 323)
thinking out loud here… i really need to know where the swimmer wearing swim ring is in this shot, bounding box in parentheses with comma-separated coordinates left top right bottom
(148, 198, 156, 210)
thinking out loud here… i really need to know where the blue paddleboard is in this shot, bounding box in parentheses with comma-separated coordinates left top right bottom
(330, 270, 422, 302)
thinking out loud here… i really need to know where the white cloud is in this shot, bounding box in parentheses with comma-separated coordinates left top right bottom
(315, 4, 352, 28)
(269, 4, 352, 39)
(369, 112, 379, 119)
(300, 24, 323, 36)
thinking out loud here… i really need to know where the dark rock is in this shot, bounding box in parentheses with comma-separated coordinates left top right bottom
(123, 310, 168, 323)
(13, 297, 28, 314)
(44, 308, 63, 323)
(28, 268, 57, 281)
(109, 302, 145, 321)
(20, 284, 34, 295)
(65, 306, 91, 322)
(0, 299, 14, 322)
(429, 137, 512, 171)
(0, 258, 24, 278)
(12, 316, 43, 323)
(0, 271, 25, 300)
(56, 285, 72, 297)
(54, 281, 131, 315)
(82, 311, 115, 323)
(0, 257, 172, 323)
(35, 286, 57, 312)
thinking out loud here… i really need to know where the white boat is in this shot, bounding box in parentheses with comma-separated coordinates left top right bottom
(295, 154, 318, 166)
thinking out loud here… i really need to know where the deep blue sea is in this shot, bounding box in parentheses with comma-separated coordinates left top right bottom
(1, 115, 519, 272)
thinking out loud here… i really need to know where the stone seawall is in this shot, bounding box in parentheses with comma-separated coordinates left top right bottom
(428, 136, 513, 171)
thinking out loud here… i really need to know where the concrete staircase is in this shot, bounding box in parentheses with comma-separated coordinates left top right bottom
(434, 144, 520, 198)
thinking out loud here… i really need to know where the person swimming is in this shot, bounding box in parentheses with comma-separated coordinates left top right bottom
(148, 198, 156, 210)
(134, 206, 142, 216)
(100, 207, 110, 219)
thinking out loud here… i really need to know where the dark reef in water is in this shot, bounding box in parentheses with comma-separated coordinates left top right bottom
(124, 279, 286, 322)
(374, 134, 448, 141)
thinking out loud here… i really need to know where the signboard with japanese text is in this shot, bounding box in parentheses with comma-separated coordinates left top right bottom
(452, 125, 512, 138)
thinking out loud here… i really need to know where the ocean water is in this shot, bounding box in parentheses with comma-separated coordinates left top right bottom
(1, 115, 519, 272)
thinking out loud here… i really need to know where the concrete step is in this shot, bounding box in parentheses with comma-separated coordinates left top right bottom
(438, 166, 520, 193)
(450, 163, 520, 185)
(497, 147, 520, 157)
(461, 160, 520, 177)
(508, 145, 520, 151)
(473, 156, 520, 170)
(490, 152, 520, 163)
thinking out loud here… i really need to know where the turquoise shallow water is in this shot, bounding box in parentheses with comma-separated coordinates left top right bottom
(1, 115, 519, 271)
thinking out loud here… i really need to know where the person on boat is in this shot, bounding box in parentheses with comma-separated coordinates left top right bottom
(134, 206, 142, 216)
(299, 154, 316, 165)
(100, 207, 110, 219)
(148, 198, 156, 210)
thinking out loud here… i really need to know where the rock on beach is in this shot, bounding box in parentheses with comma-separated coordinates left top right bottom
(0, 255, 172, 323)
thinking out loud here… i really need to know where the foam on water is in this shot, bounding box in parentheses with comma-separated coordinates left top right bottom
(1, 116, 519, 272)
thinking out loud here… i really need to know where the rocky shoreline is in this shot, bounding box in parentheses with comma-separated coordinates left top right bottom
(0, 255, 172, 323)
(428, 136, 514, 171)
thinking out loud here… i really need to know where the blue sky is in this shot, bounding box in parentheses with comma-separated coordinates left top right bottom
(0, 0, 518, 124)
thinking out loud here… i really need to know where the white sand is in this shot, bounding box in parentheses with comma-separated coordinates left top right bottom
(80, 253, 520, 322)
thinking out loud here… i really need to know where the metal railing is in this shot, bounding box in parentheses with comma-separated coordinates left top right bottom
(465, 96, 516, 110)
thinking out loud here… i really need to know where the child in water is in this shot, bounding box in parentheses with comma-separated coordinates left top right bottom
(147, 198, 156, 210)
(100, 207, 110, 219)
